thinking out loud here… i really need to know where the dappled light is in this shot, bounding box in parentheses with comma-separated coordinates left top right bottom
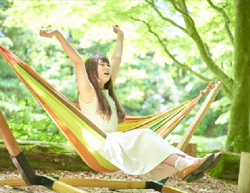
(0, 0, 249, 192)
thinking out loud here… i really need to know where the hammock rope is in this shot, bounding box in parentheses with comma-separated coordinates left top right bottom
(0, 44, 215, 172)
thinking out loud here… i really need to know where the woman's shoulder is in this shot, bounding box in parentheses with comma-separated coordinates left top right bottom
(79, 92, 97, 106)
(79, 83, 96, 103)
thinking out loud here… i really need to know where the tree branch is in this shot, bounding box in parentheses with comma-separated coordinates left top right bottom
(207, 0, 234, 45)
(129, 16, 211, 82)
(169, 0, 196, 29)
(175, 0, 233, 97)
(131, 0, 233, 99)
(144, 0, 189, 34)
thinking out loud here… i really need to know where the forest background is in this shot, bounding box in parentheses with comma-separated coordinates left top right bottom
(0, 0, 249, 154)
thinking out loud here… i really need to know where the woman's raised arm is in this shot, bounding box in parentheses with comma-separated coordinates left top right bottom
(39, 29, 95, 103)
(111, 25, 124, 84)
(40, 29, 83, 66)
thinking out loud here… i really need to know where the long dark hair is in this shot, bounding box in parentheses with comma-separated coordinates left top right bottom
(84, 54, 126, 124)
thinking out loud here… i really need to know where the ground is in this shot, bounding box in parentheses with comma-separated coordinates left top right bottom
(0, 169, 237, 193)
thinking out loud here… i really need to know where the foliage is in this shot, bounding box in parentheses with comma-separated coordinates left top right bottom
(7, 98, 67, 142)
(0, 0, 235, 143)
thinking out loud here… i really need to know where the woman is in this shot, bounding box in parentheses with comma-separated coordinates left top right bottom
(40, 26, 221, 182)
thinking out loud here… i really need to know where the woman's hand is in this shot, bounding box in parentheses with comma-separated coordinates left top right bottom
(113, 25, 123, 35)
(39, 29, 59, 37)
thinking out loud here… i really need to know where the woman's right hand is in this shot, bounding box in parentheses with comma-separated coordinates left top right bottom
(39, 29, 59, 37)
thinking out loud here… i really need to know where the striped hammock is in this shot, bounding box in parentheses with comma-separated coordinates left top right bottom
(0, 44, 214, 173)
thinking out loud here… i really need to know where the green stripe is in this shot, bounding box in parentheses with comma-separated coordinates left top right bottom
(14, 65, 118, 170)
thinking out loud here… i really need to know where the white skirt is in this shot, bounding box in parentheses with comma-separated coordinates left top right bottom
(99, 129, 185, 180)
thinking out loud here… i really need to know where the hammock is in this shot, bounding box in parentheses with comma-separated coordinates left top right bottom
(0, 44, 216, 173)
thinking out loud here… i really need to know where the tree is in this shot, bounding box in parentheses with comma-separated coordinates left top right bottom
(141, 0, 249, 153)
(226, 0, 250, 152)
(92, 0, 249, 153)
(1, 0, 249, 152)
(75, 0, 249, 152)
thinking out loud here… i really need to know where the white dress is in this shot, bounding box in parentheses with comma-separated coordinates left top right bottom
(79, 90, 184, 180)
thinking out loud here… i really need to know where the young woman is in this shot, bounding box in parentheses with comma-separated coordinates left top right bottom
(40, 26, 221, 182)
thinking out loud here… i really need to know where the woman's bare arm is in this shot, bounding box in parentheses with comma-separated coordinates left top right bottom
(111, 25, 124, 84)
(39, 29, 95, 103)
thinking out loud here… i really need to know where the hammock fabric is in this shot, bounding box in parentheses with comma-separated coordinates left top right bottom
(0, 44, 214, 173)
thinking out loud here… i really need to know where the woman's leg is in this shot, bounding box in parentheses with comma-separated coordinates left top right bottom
(162, 153, 214, 182)
(162, 153, 195, 170)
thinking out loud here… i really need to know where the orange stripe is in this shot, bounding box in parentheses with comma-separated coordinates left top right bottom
(13, 68, 116, 173)
(0, 44, 215, 172)
(0, 44, 106, 138)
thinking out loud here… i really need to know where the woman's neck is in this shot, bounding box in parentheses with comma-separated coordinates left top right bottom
(98, 83, 105, 89)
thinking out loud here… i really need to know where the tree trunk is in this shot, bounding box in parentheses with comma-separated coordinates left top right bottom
(208, 151, 240, 180)
(226, 0, 250, 152)
(0, 140, 91, 171)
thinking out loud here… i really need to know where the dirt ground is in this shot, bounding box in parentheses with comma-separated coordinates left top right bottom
(0, 169, 237, 193)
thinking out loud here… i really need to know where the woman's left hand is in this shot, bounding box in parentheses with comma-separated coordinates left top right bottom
(113, 25, 123, 35)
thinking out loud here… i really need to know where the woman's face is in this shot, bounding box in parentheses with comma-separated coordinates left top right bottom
(97, 59, 111, 88)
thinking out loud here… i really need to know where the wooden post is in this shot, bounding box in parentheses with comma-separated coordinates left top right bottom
(173, 143, 197, 157)
(0, 111, 37, 185)
(0, 110, 88, 192)
(237, 152, 250, 193)
(177, 81, 222, 151)
(0, 111, 21, 157)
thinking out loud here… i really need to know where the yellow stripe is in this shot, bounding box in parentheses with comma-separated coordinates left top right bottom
(117, 101, 189, 134)
(14, 65, 118, 171)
